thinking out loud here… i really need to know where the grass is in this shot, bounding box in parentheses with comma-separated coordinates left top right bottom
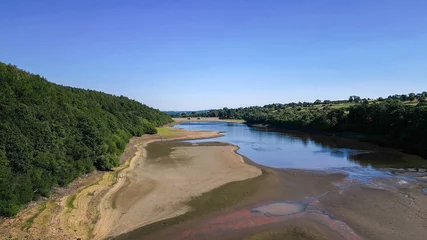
(66, 194, 77, 209)
(329, 102, 356, 109)
(156, 127, 178, 137)
(22, 202, 47, 230)
(115, 171, 266, 239)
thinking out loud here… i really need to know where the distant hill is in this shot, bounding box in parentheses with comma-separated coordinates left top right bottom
(0, 62, 172, 216)
(163, 110, 210, 116)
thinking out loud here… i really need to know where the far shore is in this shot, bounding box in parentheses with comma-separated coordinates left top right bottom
(171, 117, 245, 125)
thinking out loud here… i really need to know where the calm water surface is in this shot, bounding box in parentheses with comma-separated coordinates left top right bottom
(174, 122, 425, 172)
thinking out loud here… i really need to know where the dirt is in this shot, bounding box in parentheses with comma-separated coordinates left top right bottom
(119, 162, 427, 240)
(101, 141, 261, 238)
(318, 183, 427, 240)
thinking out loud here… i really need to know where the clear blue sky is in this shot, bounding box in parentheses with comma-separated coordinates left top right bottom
(1, 0, 426, 110)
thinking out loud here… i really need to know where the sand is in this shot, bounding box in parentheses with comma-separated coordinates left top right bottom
(101, 142, 261, 238)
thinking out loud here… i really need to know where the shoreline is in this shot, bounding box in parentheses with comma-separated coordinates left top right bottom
(170, 117, 245, 126)
(102, 134, 261, 238)
(94, 129, 253, 239)
(247, 122, 427, 165)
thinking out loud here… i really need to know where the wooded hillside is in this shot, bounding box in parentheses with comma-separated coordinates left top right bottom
(211, 96, 427, 161)
(0, 62, 172, 216)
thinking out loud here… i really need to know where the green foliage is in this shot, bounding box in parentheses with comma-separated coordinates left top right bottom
(216, 99, 427, 160)
(0, 62, 172, 216)
(66, 194, 77, 209)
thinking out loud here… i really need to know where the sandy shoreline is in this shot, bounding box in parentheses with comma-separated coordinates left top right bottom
(93, 129, 261, 239)
(102, 142, 260, 238)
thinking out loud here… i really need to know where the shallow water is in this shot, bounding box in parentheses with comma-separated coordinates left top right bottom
(251, 202, 306, 216)
(174, 121, 426, 170)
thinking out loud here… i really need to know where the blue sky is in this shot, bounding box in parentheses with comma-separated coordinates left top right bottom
(1, 0, 426, 110)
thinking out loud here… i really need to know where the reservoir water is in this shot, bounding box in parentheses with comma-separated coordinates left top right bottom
(174, 121, 426, 171)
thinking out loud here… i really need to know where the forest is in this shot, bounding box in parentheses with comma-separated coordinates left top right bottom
(0, 62, 172, 216)
(183, 93, 427, 160)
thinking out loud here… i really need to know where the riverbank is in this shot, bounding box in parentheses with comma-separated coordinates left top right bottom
(98, 139, 261, 238)
(247, 122, 427, 168)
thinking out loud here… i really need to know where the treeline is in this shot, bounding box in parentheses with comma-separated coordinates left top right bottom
(190, 93, 427, 160)
(0, 62, 172, 216)
(173, 92, 427, 118)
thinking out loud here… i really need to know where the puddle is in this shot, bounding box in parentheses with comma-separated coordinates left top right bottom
(251, 202, 305, 216)
(423, 188, 427, 194)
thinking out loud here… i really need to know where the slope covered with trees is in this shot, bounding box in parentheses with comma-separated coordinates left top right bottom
(193, 94, 427, 160)
(0, 62, 172, 216)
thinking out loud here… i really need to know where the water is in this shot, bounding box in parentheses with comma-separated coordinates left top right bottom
(174, 121, 426, 171)
(251, 202, 306, 216)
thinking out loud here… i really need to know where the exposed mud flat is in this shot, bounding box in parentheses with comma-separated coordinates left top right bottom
(104, 140, 261, 238)
(120, 162, 427, 240)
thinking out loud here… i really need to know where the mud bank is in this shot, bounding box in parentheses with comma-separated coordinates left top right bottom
(117, 163, 427, 240)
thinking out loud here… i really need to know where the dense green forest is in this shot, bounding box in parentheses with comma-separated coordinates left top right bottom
(190, 93, 427, 160)
(0, 62, 172, 216)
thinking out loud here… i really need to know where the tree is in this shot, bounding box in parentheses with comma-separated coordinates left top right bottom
(349, 96, 361, 103)
(314, 99, 322, 105)
(400, 94, 408, 101)
(0, 62, 172, 216)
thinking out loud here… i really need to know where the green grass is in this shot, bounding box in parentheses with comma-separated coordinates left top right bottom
(329, 102, 356, 109)
(66, 194, 77, 209)
(403, 101, 419, 106)
(21, 202, 47, 231)
(156, 127, 177, 137)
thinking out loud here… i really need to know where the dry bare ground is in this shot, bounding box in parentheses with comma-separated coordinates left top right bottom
(101, 143, 261, 238)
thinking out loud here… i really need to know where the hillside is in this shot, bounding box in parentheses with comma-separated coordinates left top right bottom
(205, 95, 427, 160)
(0, 62, 172, 216)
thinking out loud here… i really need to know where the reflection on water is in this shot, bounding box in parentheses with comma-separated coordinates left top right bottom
(174, 122, 427, 170)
